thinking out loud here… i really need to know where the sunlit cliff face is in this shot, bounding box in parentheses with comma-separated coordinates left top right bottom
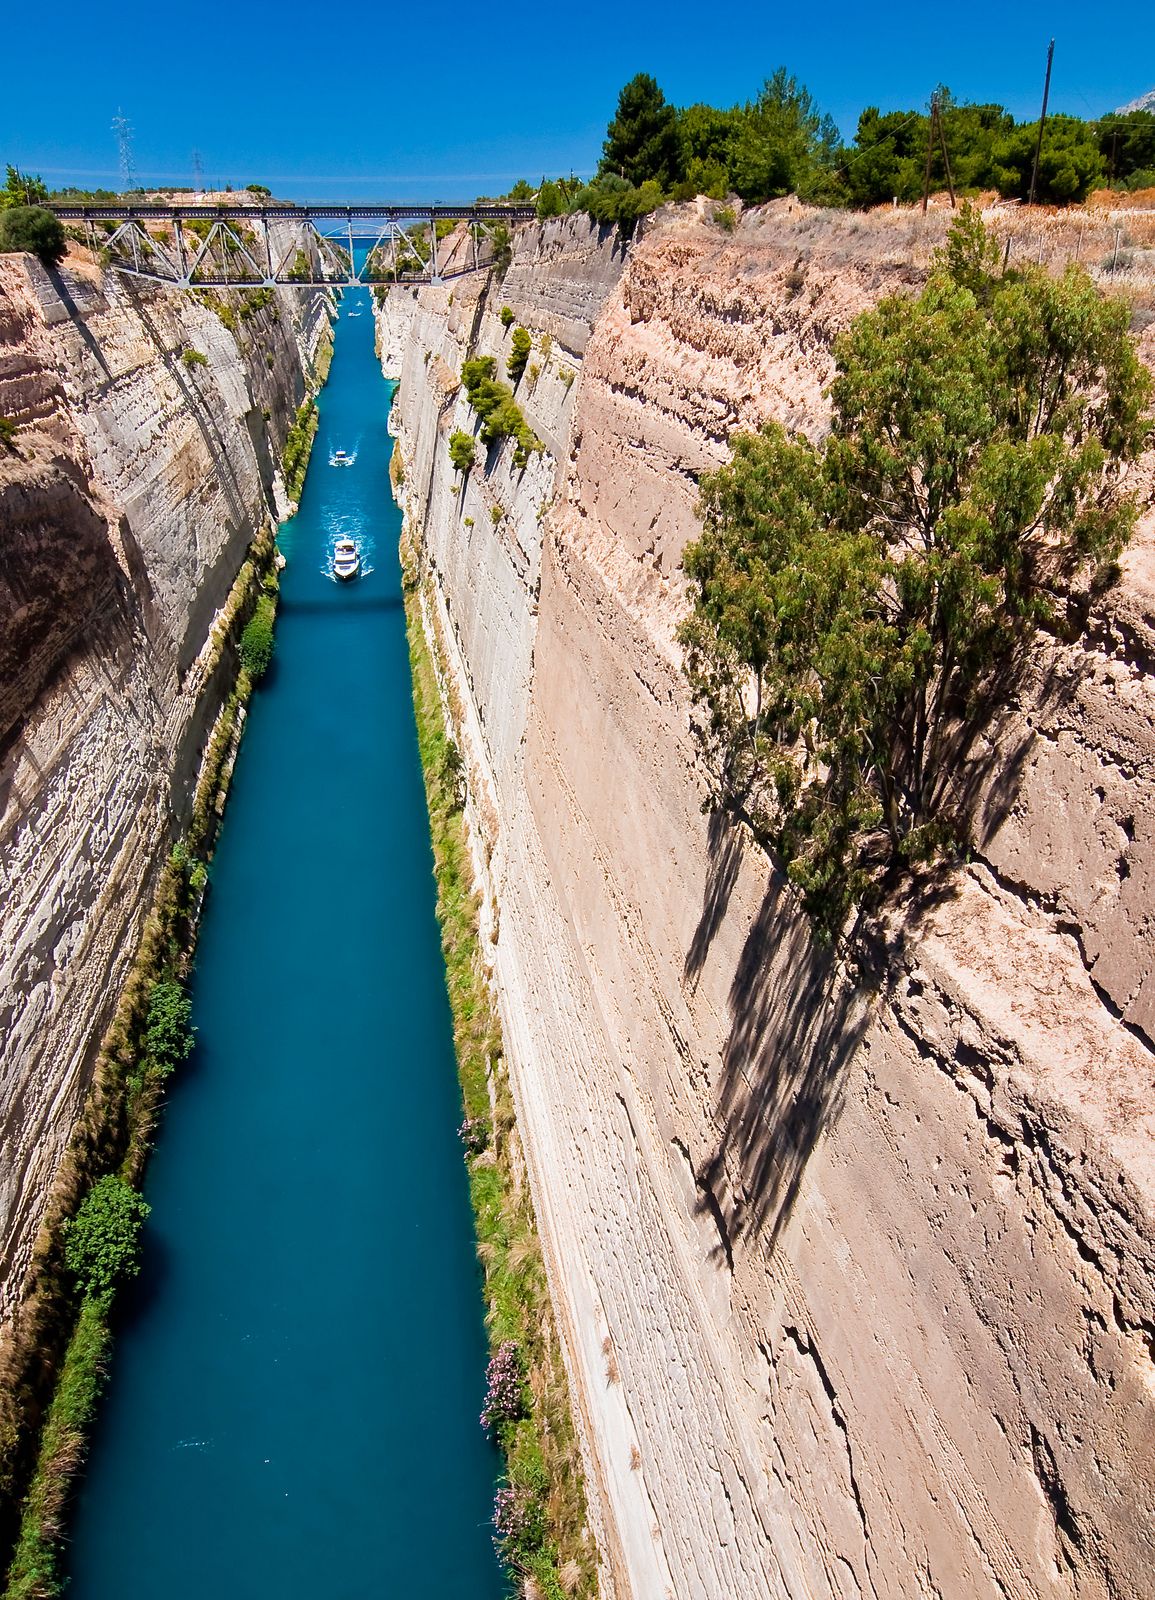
(378, 205, 1155, 1600)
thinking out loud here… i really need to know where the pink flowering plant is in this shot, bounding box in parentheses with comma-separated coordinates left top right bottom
(492, 1481, 548, 1566)
(458, 1115, 490, 1155)
(481, 1339, 525, 1435)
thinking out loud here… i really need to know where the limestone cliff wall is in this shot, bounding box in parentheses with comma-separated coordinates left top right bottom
(0, 248, 328, 1316)
(382, 206, 1155, 1599)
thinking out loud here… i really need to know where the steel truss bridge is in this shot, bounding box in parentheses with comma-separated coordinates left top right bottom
(46, 203, 537, 288)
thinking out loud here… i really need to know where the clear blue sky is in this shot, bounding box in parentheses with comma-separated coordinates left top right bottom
(4, 0, 1152, 200)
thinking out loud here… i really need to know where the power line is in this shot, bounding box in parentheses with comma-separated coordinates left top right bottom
(111, 109, 136, 194)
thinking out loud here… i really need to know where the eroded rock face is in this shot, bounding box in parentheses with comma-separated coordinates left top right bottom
(383, 203, 1155, 1599)
(0, 250, 328, 1315)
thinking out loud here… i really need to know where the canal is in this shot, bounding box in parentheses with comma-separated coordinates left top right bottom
(68, 287, 505, 1598)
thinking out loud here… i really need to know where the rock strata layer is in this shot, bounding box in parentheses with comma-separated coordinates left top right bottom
(0, 248, 327, 1316)
(381, 205, 1155, 1599)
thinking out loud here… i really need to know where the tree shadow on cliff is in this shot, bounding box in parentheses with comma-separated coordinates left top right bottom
(683, 808, 745, 990)
(958, 642, 1087, 859)
(699, 870, 872, 1261)
(45, 264, 111, 378)
(123, 283, 252, 538)
(692, 643, 1087, 1263)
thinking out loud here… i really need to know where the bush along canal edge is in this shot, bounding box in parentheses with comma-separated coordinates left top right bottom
(402, 536, 600, 1600)
(0, 525, 284, 1600)
(281, 318, 333, 512)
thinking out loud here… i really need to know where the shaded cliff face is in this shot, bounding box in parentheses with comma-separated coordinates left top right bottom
(383, 203, 1155, 1600)
(0, 250, 328, 1315)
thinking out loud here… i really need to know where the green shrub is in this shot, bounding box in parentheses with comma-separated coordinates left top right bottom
(712, 204, 737, 232)
(507, 327, 532, 385)
(0, 205, 66, 264)
(499, 305, 515, 328)
(449, 429, 476, 474)
(180, 348, 208, 369)
(144, 979, 195, 1077)
(240, 287, 276, 319)
(574, 174, 664, 235)
(240, 597, 276, 680)
(460, 356, 542, 467)
(63, 1177, 150, 1299)
(0, 415, 18, 447)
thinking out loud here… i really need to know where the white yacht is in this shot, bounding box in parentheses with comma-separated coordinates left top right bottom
(333, 539, 360, 581)
(332, 449, 350, 466)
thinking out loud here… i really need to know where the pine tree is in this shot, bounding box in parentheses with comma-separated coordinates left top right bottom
(598, 74, 685, 191)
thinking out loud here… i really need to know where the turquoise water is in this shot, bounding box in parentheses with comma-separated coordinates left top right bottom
(67, 289, 505, 1598)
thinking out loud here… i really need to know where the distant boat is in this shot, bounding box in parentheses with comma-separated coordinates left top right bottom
(333, 539, 360, 581)
(332, 449, 351, 466)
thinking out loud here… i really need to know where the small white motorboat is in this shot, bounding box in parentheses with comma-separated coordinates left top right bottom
(333, 539, 360, 581)
(332, 448, 351, 466)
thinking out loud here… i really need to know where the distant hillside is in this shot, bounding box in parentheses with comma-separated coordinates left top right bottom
(1119, 88, 1155, 113)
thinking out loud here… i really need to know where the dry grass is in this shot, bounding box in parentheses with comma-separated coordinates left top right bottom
(717, 196, 1155, 329)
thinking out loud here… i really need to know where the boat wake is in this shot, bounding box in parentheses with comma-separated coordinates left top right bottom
(323, 512, 374, 582)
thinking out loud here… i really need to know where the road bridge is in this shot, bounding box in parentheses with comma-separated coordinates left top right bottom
(45, 202, 538, 288)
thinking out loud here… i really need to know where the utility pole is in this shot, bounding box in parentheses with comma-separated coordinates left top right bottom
(921, 93, 956, 211)
(192, 149, 204, 193)
(112, 109, 137, 194)
(936, 99, 956, 208)
(921, 93, 937, 213)
(1027, 39, 1055, 207)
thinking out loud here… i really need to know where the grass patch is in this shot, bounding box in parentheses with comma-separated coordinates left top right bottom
(402, 541, 597, 1598)
(4, 1299, 110, 1600)
(311, 323, 334, 388)
(281, 398, 317, 508)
